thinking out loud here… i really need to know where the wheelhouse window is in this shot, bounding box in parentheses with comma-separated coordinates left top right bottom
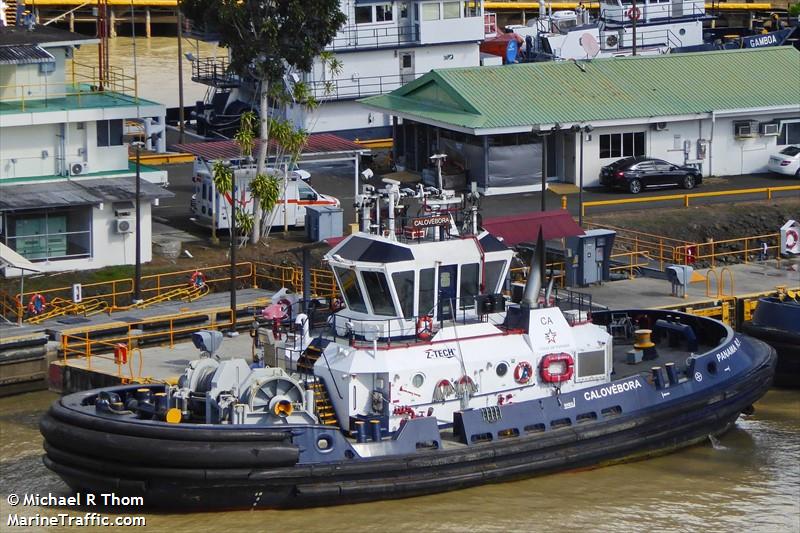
(599, 132, 645, 159)
(392, 270, 415, 319)
(421, 3, 440, 20)
(3, 207, 92, 261)
(333, 267, 367, 313)
(484, 260, 508, 294)
(375, 3, 393, 21)
(297, 183, 316, 201)
(355, 6, 372, 24)
(459, 263, 480, 309)
(362, 271, 397, 316)
(419, 268, 436, 316)
(443, 1, 461, 18)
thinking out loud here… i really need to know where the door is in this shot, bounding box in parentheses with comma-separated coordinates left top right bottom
(651, 160, 675, 186)
(399, 51, 415, 84)
(437, 264, 458, 321)
(671, 0, 683, 18)
(582, 238, 598, 284)
(562, 133, 576, 184)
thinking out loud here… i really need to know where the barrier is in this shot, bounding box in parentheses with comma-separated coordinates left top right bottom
(582, 185, 800, 218)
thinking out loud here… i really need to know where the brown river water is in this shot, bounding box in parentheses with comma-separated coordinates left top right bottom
(1, 389, 798, 532)
(2, 36, 799, 533)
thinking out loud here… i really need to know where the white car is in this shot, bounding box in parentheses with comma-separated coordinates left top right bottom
(767, 145, 800, 177)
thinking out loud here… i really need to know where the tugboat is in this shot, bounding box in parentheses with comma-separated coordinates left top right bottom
(40, 183, 776, 509)
(741, 287, 800, 388)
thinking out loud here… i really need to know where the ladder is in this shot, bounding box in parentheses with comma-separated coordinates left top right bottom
(308, 380, 339, 426)
(3, 0, 18, 26)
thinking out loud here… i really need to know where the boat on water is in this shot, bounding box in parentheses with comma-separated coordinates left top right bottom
(741, 287, 800, 388)
(40, 184, 776, 509)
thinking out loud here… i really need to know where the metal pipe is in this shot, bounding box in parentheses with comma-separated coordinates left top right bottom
(134, 144, 142, 303)
(176, 3, 185, 144)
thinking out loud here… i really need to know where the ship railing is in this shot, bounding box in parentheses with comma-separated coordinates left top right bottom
(599, 0, 706, 25)
(550, 287, 604, 324)
(325, 24, 419, 51)
(190, 57, 240, 88)
(307, 72, 422, 101)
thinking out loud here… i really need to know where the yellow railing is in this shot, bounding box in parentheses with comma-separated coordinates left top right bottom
(0, 61, 137, 111)
(509, 261, 566, 288)
(673, 232, 781, 267)
(588, 222, 693, 271)
(582, 185, 800, 218)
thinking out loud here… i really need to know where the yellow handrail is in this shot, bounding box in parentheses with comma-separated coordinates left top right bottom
(582, 186, 800, 217)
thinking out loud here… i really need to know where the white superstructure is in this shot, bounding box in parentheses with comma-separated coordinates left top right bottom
(193, 1, 487, 138)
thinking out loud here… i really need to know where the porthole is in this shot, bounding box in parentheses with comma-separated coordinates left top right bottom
(412, 373, 425, 388)
(679, 28, 686, 36)
(707, 361, 718, 375)
(496, 362, 509, 377)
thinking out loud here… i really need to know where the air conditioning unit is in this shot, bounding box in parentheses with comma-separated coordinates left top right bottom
(734, 121, 755, 138)
(652, 122, 668, 131)
(68, 161, 90, 176)
(115, 218, 133, 234)
(760, 122, 780, 136)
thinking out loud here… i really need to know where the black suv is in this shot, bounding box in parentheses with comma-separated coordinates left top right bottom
(600, 157, 703, 194)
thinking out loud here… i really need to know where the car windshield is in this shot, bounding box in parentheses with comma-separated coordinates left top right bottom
(779, 146, 800, 156)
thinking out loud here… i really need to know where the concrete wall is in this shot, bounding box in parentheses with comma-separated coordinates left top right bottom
(0, 121, 130, 180)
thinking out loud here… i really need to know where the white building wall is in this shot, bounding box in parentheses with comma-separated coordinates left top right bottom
(574, 112, 799, 187)
(4, 202, 154, 277)
(0, 121, 132, 179)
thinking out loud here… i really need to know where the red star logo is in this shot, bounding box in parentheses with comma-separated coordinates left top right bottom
(545, 329, 557, 344)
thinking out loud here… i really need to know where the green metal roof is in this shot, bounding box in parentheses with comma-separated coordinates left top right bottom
(0, 86, 160, 115)
(360, 47, 800, 133)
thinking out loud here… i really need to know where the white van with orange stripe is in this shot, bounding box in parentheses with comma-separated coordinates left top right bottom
(190, 164, 339, 230)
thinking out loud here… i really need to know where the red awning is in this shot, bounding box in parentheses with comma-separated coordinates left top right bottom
(482, 210, 584, 245)
(173, 133, 369, 161)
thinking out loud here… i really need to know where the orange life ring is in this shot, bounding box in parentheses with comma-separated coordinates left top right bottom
(626, 6, 641, 20)
(540, 352, 574, 383)
(416, 315, 434, 341)
(514, 361, 533, 384)
(190, 270, 206, 288)
(28, 293, 46, 315)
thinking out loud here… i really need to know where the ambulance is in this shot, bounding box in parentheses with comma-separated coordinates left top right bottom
(190, 162, 339, 230)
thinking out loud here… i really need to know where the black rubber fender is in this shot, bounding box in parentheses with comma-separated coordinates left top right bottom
(40, 414, 299, 469)
(49, 400, 292, 442)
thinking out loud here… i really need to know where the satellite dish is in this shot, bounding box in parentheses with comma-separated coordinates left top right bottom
(580, 33, 600, 59)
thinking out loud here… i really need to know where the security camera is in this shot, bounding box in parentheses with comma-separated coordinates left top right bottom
(361, 168, 374, 180)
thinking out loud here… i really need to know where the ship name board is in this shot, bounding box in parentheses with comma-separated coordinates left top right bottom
(584, 379, 642, 401)
(714, 337, 741, 362)
(426, 347, 456, 359)
(411, 215, 450, 228)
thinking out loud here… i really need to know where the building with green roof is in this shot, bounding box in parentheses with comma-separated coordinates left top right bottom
(360, 47, 800, 194)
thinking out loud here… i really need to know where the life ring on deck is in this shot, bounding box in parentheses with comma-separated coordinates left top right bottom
(514, 361, 533, 384)
(190, 270, 206, 288)
(540, 352, 574, 383)
(28, 293, 46, 315)
(416, 315, 434, 341)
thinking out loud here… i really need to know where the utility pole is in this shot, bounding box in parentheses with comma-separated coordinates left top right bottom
(176, 2, 185, 143)
(133, 142, 144, 303)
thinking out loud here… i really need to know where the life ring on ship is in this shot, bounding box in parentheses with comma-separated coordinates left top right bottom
(190, 270, 206, 288)
(626, 6, 641, 20)
(28, 293, 47, 315)
(540, 353, 574, 383)
(514, 361, 534, 384)
(416, 315, 434, 341)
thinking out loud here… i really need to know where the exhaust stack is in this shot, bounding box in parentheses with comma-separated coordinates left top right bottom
(521, 228, 544, 308)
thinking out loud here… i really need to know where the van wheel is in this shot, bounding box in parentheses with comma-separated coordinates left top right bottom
(683, 174, 696, 190)
(628, 179, 642, 194)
